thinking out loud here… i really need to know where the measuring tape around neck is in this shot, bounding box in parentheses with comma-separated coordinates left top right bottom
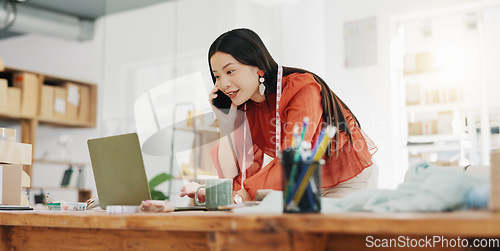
(241, 65, 283, 190)
(276, 65, 283, 156)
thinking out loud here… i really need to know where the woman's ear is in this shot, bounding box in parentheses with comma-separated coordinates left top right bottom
(257, 69, 265, 77)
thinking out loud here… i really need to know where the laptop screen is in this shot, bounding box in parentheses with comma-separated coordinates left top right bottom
(87, 133, 151, 209)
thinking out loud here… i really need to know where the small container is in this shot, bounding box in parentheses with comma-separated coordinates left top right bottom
(67, 202, 87, 211)
(281, 149, 322, 213)
(47, 202, 62, 211)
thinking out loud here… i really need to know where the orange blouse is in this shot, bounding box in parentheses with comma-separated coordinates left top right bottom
(211, 73, 377, 199)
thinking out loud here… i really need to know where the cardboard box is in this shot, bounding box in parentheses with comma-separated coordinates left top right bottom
(22, 170, 30, 188)
(0, 140, 32, 165)
(64, 82, 80, 121)
(7, 87, 21, 114)
(54, 87, 67, 119)
(449, 88, 463, 102)
(0, 56, 4, 71)
(406, 84, 420, 105)
(0, 79, 8, 112)
(449, 88, 458, 102)
(2, 164, 23, 205)
(422, 120, 437, 135)
(431, 90, 440, 103)
(403, 54, 417, 75)
(416, 52, 433, 72)
(40, 85, 55, 118)
(78, 85, 90, 122)
(1, 164, 31, 205)
(423, 90, 440, 104)
(13, 72, 39, 116)
(0, 127, 16, 142)
(437, 111, 454, 134)
(439, 89, 450, 103)
(490, 150, 500, 211)
(408, 122, 422, 136)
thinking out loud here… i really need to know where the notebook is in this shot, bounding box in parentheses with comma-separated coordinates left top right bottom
(0, 205, 33, 210)
(88, 133, 206, 211)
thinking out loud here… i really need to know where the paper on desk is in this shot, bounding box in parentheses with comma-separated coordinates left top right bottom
(231, 190, 343, 214)
(232, 190, 283, 214)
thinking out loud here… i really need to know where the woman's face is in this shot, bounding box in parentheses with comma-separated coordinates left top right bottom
(210, 52, 264, 106)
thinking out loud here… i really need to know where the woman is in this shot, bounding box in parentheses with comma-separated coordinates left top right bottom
(180, 28, 377, 203)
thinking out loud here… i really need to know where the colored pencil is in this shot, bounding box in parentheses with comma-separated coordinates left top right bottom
(288, 126, 336, 210)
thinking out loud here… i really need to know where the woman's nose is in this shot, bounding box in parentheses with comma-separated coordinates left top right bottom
(218, 78, 231, 89)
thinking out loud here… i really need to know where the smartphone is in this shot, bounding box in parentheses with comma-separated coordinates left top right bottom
(212, 90, 232, 114)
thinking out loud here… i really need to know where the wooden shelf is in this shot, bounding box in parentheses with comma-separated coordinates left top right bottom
(24, 186, 90, 191)
(23, 186, 92, 202)
(5, 66, 91, 85)
(1, 67, 97, 128)
(33, 159, 88, 167)
(403, 67, 448, 83)
(407, 134, 464, 143)
(406, 143, 461, 153)
(0, 111, 34, 121)
(38, 116, 95, 128)
(406, 102, 464, 113)
(0, 66, 97, 192)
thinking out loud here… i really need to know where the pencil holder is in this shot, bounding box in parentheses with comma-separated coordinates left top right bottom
(281, 157, 322, 213)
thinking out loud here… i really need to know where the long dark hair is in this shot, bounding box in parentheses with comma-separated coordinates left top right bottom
(208, 28, 361, 156)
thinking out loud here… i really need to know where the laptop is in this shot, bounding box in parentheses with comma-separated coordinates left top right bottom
(88, 133, 206, 211)
(88, 133, 152, 209)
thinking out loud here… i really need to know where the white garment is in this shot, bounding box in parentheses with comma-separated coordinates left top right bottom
(321, 162, 378, 198)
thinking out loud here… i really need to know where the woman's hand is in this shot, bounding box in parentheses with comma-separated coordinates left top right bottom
(233, 187, 252, 203)
(179, 181, 205, 203)
(209, 86, 237, 131)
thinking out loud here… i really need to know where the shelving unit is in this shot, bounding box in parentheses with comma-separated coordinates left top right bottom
(400, 48, 476, 166)
(25, 187, 91, 203)
(393, 9, 499, 169)
(0, 65, 97, 203)
(27, 159, 91, 202)
(403, 69, 473, 166)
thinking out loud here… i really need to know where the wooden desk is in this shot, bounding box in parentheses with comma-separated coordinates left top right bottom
(1, 210, 499, 250)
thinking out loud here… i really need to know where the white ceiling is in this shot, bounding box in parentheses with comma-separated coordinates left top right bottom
(23, 0, 172, 19)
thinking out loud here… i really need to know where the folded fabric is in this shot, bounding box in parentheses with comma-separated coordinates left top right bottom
(323, 162, 489, 212)
(466, 184, 490, 209)
(232, 190, 283, 214)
